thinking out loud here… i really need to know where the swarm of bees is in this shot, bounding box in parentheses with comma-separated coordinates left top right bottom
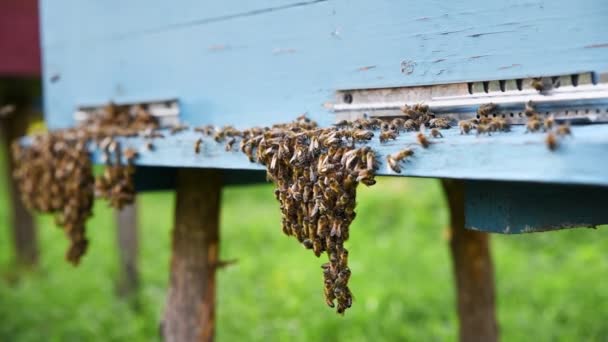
(12, 97, 577, 310)
(12, 103, 158, 265)
(193, 115, 379, 314)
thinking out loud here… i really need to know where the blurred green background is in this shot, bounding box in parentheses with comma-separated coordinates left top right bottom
(1, 148, 607, 341)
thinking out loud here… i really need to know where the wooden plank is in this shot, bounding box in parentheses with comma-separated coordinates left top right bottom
(40, 0, 608, 130)
(0, 82, 40, 267)
(443, 180, 498, 342)
(82, 123, 608, 186)
(465, 180, 608, 233)
(114, 199, 140, 299)
(161, 168, 221, 342)
(0, 115, 39, 267)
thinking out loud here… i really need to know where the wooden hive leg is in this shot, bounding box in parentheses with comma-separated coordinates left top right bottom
(114, 198, 140, 299)
(0, 107, 38, 268)
(162, 168, 221, 342)
(442, 180, 498, 342)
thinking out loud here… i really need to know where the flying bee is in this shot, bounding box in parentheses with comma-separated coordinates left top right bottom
(556, 124, 572, 137)
(543, 115, 555, 131)
(430, 128, 443, 138)
(324, 279, 336, 308)
(194, 138, 203, 154)
(225, 137, 236, 151)
(334, 119, 350, 128)
(416, 131, 430, 148)
(477, 103, 497, 117)
(546, 132, 558, 151)
(459, 120, 472, 135)
(526, 118, 542, 133)
(379, 130, 398, 143)
(339, 249, 349, 268)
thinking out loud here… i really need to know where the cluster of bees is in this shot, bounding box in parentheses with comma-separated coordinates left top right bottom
(12, 104, 156, 265)
(457, 103, 511, 135)
(12, 136, 94, 264)
(11, 95, 575, 309)
(457, 101, 572, 150)
(522, 101, 572, 150)
(194, 115, 378, 314)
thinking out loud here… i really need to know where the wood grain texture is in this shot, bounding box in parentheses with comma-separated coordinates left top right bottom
(162, 168, 221, 342)
(40, 0, 608, 130)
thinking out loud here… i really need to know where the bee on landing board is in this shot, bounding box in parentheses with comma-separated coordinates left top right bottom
(416, 130, 430, 148)
(194, 138, 203, 154)
(459, 120, 472, 135)
(546, 132, 558, 151)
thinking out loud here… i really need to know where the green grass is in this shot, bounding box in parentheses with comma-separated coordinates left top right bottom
(1, 154, 608, 340)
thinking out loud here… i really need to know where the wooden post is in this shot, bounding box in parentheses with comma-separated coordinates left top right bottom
(0, 107, 39, 268)
(441, 180, 499, 342)
(114, 199, 140, 299)
(162, 168, 221, 342)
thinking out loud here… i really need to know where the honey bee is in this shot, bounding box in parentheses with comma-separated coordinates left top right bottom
(430, 128, 443, 138)
(416, 131, 430, 148)
(386, 155, 401, 173)
(123, 148, 138, 163)
(428, 117, 451, 129)
(380, 121, 390, 131)
(379, 130, 398, 143)
(476, 124, 492, 136)
(302, 238, 314, 249)
(546, 132, 558, 151)
(525, 118, 542, 133)
(393, 148, 414, 161)
(403, 119, 418, 131)
(492, 117, 511, 132)
(225, 137, 236, 151)
(477, 103, 497, 117)
(170, 123, 189, 135)
(524, 100, 537, 117)
(391, 118, 406, 131)
(194, 138, 203, 154)
(543, 115, 555, 131)
(556, 124, 572, 137)
(531, 78, 544, 92)
(351, 129, 374, 141)
(459, 120, 472, 135)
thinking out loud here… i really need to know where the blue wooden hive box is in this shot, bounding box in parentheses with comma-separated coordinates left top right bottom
(38, 0, 608, 233)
